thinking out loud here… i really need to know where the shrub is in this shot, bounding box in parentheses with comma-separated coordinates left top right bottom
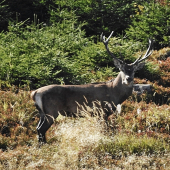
(126, 0, 170, 49)
(0, 15, 118, 88)
(41, 0, 138, 37)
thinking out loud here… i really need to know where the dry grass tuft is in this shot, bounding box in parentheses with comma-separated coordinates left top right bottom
(51, 116, 110, 169)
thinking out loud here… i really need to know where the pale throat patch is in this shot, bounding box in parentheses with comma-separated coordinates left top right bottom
(122, 78, 133, 86)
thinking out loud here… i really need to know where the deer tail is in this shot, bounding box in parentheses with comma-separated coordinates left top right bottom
(30, 90, 37, 101)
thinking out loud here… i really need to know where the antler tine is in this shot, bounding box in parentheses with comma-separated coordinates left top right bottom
(105, 31, 114, 42)
(138, 39, 153, 63)
(132, 52, 143, 65)
(101, 31, 123, 62)
(133, 39, 153, 65)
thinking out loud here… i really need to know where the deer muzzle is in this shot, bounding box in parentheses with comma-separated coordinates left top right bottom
(123, 75, 133, 85)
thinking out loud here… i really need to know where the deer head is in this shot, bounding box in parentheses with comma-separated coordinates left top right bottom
(101, 31, 153, 85)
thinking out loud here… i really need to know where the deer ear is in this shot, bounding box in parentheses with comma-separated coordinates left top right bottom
(113, 59, 123, 69)
(134, 62, 145, 71)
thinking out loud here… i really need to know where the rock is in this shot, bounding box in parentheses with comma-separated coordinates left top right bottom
(133, 84, 152, 94)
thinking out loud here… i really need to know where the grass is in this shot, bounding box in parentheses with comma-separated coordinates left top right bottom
(0, 87, 170, 169)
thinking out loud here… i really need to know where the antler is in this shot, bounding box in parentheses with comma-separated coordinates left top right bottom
(132, 39, 153, 65)
(101, 32, 153, 65)
(101, 31, 124, 63)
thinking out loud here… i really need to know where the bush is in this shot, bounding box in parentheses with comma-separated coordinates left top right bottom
(126, 0, 170, 49)
(0, 14, 118, 88)
(69, 0, 137, 37)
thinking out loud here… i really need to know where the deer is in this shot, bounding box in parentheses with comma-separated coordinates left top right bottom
(31, 31, 153, 143)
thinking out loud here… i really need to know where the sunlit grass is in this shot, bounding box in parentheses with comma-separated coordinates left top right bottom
(97, 133, 169, 156)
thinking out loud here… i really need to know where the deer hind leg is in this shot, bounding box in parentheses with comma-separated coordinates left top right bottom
(37, 114, 54, 144)
(35, 104, 54, 144)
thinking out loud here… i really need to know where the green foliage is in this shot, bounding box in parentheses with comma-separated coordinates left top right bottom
(0, 15, 118, 88)
(49, 0, 137, 37)
(97, 134, 169, 156)
(1, 0, 138, 36)
(2, 0, 170, 50)
(2, 0, 49, 29)
(126, 0, 170, 49)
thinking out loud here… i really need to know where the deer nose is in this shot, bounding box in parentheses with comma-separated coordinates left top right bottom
(126, 76, 133, 82)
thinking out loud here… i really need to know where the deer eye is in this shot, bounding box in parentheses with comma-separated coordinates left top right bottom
(126, 68, 131, 72)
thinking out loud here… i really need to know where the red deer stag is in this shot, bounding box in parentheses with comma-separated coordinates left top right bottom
(31, 31, 153, 143)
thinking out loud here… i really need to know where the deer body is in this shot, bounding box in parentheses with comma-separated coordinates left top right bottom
(32, 72, 133, 117)
(31, 31, 153, 143)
